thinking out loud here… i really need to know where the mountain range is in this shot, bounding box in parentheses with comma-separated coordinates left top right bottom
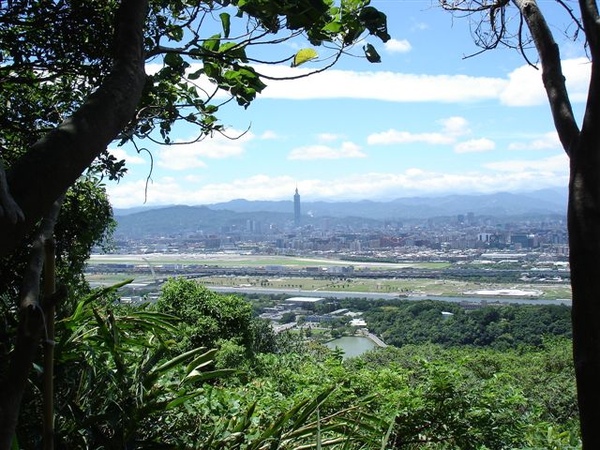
(113, 189, 568, 238)
(206, 189, 568, 219)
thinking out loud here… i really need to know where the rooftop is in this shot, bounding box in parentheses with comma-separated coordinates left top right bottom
(285, 296, 326, 303)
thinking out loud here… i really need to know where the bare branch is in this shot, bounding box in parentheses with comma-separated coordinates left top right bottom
(444, 0, 580, 155)
(556, 0, 585, 36)
(255, 50, 344, 81)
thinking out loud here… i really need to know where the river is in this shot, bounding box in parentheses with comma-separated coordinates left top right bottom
(209, 286, 572, 306)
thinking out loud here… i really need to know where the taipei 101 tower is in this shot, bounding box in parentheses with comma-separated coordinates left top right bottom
(294, 187, 301, 227)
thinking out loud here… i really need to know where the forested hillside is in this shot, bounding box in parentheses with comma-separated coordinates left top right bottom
(12, 278, 579, 448)
(354, 299, 572, 349)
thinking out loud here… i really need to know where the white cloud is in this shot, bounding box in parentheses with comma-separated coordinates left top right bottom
(108, 175, 299, 207)
(500, 57, 590, 106)
(260, 130, 279, 140)
(288, 142, 366, 160)
(184, 174, 204, 183)
(317, 133, 344, 142)
(107, 178, 185, 208)
(255, 65, 507, 102)
(499, 64, 545, 107)
(157, 130, 253, 170)
(295, 161, 568, 199)
(151, 58, 589, 106)
(454, 138, 496, 154)
(484, 153, 568, 173)
(108, 147, 146, 165)
(108, 156, 569, 208)
(410, 20, 428, 32)
(156, 146, 209, 171)
(367, 130, 455, 145)
(257, 58, 587, 105)
(368, 116, 469, 146)
(508, 132, 561, 150)
(439, 116, 470, 136)
(385, 39, 412, 53)
(562, 58, 591, 102)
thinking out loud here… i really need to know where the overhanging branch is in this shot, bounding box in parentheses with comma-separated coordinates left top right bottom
(0, 0, 149, 258)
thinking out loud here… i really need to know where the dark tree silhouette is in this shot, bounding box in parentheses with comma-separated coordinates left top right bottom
(441, 1, 600, 447)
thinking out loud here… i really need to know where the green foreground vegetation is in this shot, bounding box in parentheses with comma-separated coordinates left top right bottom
(11, 277, 580, 449)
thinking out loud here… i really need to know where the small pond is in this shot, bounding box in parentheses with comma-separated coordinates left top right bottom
(325, 336, 378, 359)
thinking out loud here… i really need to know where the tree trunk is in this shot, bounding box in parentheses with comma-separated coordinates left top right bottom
(569, 118, 600, 450)
(515, 1, 600, 446)
(0, 0, 149, 447)
(569, 161, 600, 448)
(0, 200, 62, 450)
(0, 0, 148, 258)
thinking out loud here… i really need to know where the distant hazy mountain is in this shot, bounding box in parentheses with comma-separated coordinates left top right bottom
(113, 205, 169, 216)
(113, 190, 567, 239)
(206, 190, 567, 219)
(515, 188, 568, 208)
(114, 205, 292, 238)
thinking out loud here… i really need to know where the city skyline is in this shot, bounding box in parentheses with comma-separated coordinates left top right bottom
(106, 1, 583, 208)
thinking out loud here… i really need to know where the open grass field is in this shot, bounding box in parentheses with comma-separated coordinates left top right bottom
(196, 276, 571, 300)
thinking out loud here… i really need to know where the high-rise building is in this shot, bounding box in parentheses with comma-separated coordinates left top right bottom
(294, 187, 301, 227)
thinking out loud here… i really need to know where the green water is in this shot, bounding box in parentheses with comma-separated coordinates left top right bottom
(325, 336, 378, 358)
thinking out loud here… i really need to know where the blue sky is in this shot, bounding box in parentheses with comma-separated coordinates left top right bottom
(107, 0, 589, 208)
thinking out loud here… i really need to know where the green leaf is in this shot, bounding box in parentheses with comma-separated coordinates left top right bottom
(292, 48, 318, 67)
(184, 368, 237, 384)
(359, 6, 390, 42)
(152, 346, 207, 375)
(218, 42, 247, 61)
(203, 34, 221, 52)
(164, 52, 186, 70)
(363, 43, 381, 63)
(220, 12, 231, 38)
(71, 279, 133, 319)
(186, 348, 218, 374)
(167, 25, 184, 42)
(165, 391, 204, 410)
(188, 69, 203, 80)
(323, 21, 342, 34)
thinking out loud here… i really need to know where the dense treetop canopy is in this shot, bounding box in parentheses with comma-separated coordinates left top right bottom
(0, 0, 389, 174)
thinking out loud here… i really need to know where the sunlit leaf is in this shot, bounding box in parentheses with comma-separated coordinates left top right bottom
(292, 48, 318, 67)
(186, 348, 218, 374)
